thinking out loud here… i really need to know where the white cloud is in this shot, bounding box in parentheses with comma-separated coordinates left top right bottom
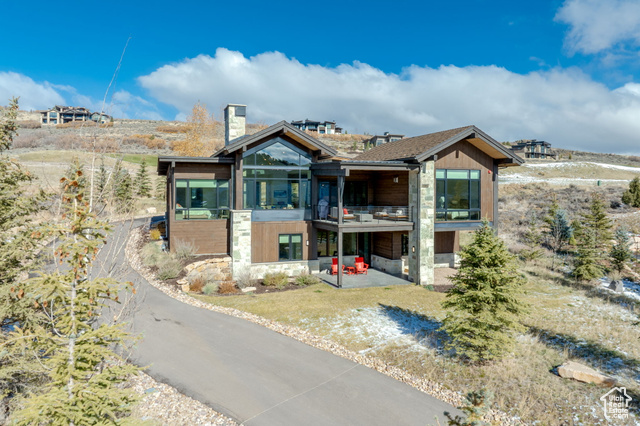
(0, 72, 65, 110)
(139, 48, 640, 154)
(555, 0, 640, 54)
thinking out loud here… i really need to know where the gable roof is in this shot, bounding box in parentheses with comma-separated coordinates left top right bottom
(355, 125, 523, 166)
(214, 120, 337, 158)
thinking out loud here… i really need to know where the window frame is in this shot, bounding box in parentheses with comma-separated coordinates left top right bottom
(174, 178, 230, 221)
(435, 169, 482, 222)
(279, 233, 303, 261)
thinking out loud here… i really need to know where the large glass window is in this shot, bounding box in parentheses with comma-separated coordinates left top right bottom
(243, 139, 311, 210)
(279, 234, 303, 261)
(435, 169, 481, 221)
(175, 179, 229, 220)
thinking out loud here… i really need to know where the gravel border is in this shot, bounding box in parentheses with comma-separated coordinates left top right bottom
(126, 227, 522, 425)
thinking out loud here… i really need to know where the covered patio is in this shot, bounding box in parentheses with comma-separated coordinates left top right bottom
(316, 268, 412, 289)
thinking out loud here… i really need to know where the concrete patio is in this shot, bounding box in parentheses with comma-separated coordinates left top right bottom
(316, 268, 413, 289)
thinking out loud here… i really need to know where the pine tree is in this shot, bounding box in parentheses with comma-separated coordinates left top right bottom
(622, 177, 640, 207)
(520, 212, 543, 262)
(96, 157, 109, 199)
(611, 227, 633, 273)
(542, 198, 573, 269)
(581, 193, 613, 254)
(155, 177, 166, 201)
(572, 230, 604, 282)
(112, 160, 133, 213)
(62, 157, 86, 194)
(441, 220, 527, 362)
(0, 98, 48, 404)
(135, 157, 151, 198)
(7, 168, 140, 425)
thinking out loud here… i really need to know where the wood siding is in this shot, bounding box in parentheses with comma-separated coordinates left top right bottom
(434, 231, 459, 254)
(251, 221, 313, 263)
(372, 231, 405, 260)
(168, 162, 232, 254)
(372, 171, 409, 206)
(169, 220, 229, 254)
(435, 140, 496, 221)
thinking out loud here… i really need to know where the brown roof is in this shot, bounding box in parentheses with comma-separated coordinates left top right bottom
(355, 126, 474, 161)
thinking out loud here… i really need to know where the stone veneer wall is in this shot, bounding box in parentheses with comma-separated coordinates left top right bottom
(230, 210, 252, 280)
(371, 255, 403, 276)
(408, 161, 435, 285)
(250, 260, 320, 279)
(434, 253, 460, 268)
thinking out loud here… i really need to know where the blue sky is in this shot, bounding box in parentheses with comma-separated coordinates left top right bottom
(2, 0, 640, 153)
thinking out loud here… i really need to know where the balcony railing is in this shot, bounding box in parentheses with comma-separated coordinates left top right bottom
(175, 208, 229, 220)
(313, 205, 412, 224)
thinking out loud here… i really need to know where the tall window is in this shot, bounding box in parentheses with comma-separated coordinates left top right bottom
(435, 169, 481, 221)
(175, 179, 229, 220)
(243, 139, 311, 210)
(279, 234, 303, 261)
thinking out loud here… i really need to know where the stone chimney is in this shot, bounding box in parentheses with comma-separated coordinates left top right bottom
(224, 104, 246, 145)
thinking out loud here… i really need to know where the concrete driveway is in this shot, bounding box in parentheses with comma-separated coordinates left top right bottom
(98, 219, 462, 425)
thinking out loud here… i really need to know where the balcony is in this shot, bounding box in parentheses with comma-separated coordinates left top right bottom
(313, 205, 414, 230)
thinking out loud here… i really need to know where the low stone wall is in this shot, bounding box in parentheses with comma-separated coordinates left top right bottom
(371, 255, 404, 276)
(177, 256, 234, 291)
(250, 260, 319, 278)
(434, 253, 459, 268)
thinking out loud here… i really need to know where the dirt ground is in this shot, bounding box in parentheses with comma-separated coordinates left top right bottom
(433, 267, 456, 292)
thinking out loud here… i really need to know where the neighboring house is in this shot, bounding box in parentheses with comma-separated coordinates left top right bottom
(509, 139, 557, 159)
(39, 106, 112, 125)
(365, 132, 405, 148)
(158, 105, 523, 287)
(291, 119, 342, 134)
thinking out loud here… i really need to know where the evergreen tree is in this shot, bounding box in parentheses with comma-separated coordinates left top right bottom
(581, 193, 613, 254)
(62, 157, 86, 194)
(96, 157, 109, 199)
(441, 220, 527, 362)
(7, 168, 139, 425)
(0, 98, 48, 404)
(622, 177, 640, 207)
(112, 160, 133, 213)
(543, 198, 573, 269)
(572, 229, 604, 282)
(135, 157, 151, 198)
(611, 227, 633, 273)
(155, 177, 166, 201)
(520, 212, 543, 262)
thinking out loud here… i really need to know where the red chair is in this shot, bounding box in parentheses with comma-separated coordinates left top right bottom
(354, 257, 369, 274)
(331, 258, 346, 275)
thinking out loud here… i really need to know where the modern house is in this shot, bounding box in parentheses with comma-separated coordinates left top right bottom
(291, 119, 342, 135)
(509, 139, 557, 159)
(158, 104, 523, 287)
(39, 106, 112, 125)
(365, 132, 405, 148)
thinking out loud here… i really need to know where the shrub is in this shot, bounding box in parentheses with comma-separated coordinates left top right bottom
(294, 273, 320, 286)
(189, 275, 206, 293)
(17, 120, 41, 129)
(218, 281, 238, 294)
(234, 268, 254, 289)
(173, 239, 197, 261)
(263, 272, 289, 289)
(156, 125, 188, 134)
(203, 283, 219, 295)
(157, 257, 182, 280)
(149, 229, 161, 240)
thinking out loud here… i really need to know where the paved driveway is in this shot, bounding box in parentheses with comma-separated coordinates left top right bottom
(99, 220, 462, 425)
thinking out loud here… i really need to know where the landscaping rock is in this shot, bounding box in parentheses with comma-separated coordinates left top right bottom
(146, 207, 157, 214)
(556, 361, 616, 386)
(609, 280, 624, 292)
(241, 287, 257, 293)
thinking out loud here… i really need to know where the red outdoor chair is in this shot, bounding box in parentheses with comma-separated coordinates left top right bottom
(331, 258, 346, 275)
(354, 257, 369, 275)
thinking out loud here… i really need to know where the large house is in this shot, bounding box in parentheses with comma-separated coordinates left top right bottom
(158, 105, 522, 287)
(39, 106, 112, 125)
(290, 119, 342, 135)
(509, 139, 557, 159)
(365, 132, 405, 148)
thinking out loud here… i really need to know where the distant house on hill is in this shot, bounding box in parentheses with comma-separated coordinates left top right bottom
(39, 106, 112, 125)
(291, 119, 342, 134)
(509, 140, 557, 159)
(365, 132, 405, 148)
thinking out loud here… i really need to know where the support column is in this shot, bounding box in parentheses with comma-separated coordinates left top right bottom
(230, 210, 252, 280)
(408, 161, 435, 285)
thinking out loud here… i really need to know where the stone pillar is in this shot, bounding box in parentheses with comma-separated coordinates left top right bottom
(230, 210, 252, 280)
(408, 161, 435, 285)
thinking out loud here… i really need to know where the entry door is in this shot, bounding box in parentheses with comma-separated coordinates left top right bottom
(358, 232, 371, 264)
